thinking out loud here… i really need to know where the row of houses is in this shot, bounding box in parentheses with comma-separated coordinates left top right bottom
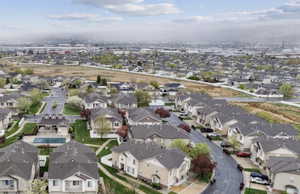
(0, 140, 99, 194)
(175, 92, 300, 193)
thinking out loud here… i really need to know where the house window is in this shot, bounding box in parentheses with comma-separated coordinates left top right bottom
(73, 181, 80, 186)
(114, 122, 120, 127)
(53, 180, 57, 186)
(133, 159, 135, 164)
(87, 181, 93, 187)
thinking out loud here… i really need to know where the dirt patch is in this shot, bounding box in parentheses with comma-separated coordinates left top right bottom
(233, 102, 300, 124)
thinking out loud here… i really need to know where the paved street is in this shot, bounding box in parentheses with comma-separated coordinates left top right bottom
(42, 87, 66, 115)
(190, 130, 243, 194)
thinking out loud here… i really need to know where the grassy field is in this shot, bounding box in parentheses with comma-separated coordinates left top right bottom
(7, 64, 245, 97)
(5, 120, 20, 137)
(22, 123, 37, 135)
(98, 140, 118, 157)
(63, 104, 81, 115)
(244, 188, 267, 194)
(233, 102, 300, 125)
(71, 120, 107, 145)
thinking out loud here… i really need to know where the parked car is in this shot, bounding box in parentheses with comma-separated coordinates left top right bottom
(250, 172, 269, 181)
(221, 141, 232, 148)
(223, 148, 231, 155)
(200, 127, 214, 133)
(250, 177, 270, 185)
(236, 152, 251, 158)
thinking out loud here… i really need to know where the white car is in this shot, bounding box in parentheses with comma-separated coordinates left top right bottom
(250, 177, 269, 185)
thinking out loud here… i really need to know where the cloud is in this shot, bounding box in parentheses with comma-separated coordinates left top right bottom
(174, 0, 300, 24)
(74, 0, 181, 16)
(48, 14, 123, 22)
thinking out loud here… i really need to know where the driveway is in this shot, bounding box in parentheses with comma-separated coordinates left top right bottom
(190, 130, 243, 194)
(42, 88, 67, 115)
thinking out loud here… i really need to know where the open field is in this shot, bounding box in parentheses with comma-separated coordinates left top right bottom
(233, 102, 300, 125)
(5, 64, 244, 97)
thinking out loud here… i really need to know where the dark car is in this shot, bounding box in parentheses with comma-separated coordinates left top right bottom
(200, 127, 214, 133)
(220, 141, 231, 148)
(236, 152, 251, 158)
(250, 172, 269, 181)
(237, 164, 243, 172)
(223, 148, 231, 155)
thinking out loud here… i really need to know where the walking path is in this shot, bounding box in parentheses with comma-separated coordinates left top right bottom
(96, 139, 146, 194)
(6, 120, 26, 139)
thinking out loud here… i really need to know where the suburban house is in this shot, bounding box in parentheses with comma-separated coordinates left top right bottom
(83, 92, 108, 109)
(48, 141, 99, 194)
(0, 141, 39, 193)
(250, 137, 300, 168)
(89, 108, 123, 136)
(229, 122, 299, 150)
(112, 141, 191, 188)
(37, 114, 70, 136)
(0, 108, 13, 130)
(127, 124, 190, 147)
(110, 82, 135, 94)
(111, 93, 138, 109)
(126, 108, 162, 125)
(267, 157, 300, 194)
(0, 93, 21, 108)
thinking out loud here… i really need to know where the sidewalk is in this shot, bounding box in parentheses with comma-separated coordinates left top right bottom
(96, 139, 146, 194)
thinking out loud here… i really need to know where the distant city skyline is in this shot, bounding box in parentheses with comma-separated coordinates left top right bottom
(1, 0, 300, 43)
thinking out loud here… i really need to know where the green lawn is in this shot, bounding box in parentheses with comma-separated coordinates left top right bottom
(71, 120, 106, 145)
(0, 133, 22, 148)
(244, 188, 267, 194)
(243, 168, 261, 173)
(99, 170, 135, 194)
(5, 120, 20, 137)
(63, 104, 81, 115)
(28, 102, 43, 114)
(23, 123, 37, 135)
(98, 140, 118, 157)
(39, 147, 53, 155)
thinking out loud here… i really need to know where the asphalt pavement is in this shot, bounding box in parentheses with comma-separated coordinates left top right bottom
(190, 130, 243, 194)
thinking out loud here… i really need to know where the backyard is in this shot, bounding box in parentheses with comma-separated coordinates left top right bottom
(63, 103, 81, 115)
(71, 120, 107, 145)
(22, 123, 37, 135)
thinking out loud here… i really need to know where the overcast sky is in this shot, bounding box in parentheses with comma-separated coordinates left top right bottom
(1, 0, 300, 43)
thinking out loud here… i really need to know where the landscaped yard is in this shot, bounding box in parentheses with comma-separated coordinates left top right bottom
(99, 170, 135, 194)
(98, 140, 118, 157)
(28, 102, 43, 114)
(244, 188, 267, 194)
(39, 147, 53, 155)
(243, 168, 261, 173)
(22, 123, 37, 135)
(5, 120, 20, 137)
(71, 120, 106, 145)
(63, 104, 81, 115)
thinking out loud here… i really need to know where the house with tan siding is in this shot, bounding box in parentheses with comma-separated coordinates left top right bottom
(111, 141, 190, 189)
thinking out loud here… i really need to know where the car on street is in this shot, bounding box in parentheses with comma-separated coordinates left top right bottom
(221, 141, 232, 148)
(250, 177, 270, 185)
(236, 152, 251, 157)
(200, 127, 214, 133)
(223, 148, 231, 155)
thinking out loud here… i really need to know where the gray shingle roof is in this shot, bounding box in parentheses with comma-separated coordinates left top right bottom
(112, 141, 187, 169)
(127, 108, 161, 123)
(0, 141, 38, 180)
(90, 107, 122, 121)
(49, 141, 99, 179)
(129, 124, 189, 140)
(255, 137, 300, 155)
(84, 92, 108, 104)
(267, 157, 300, 175)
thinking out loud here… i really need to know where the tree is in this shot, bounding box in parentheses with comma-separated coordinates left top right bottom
(279, 83, 294, 99)
(24, 68, 34, 75)
(171, 139, 190, 154)
(155, 108, 170, 118)
(171, 140, 210, 159)
(29, 179, 47, 194)
(80, 109, 91, 120)
(95, 116, 112, 138)
(134, 90, 151, 107)
(5, 77, 10, 84)
(189, 143, 210, 159)
(29, 89, 44, 105)
(38, 80, 50, 90)
(0, 78, 6, 88)
(228, 136, 240, 151)
(110, 88, 118, 95)
(96, 75, 101, 84)
(101, 78, 107, 86)
(17, 97, 32, 114)
(150, 81, 160, 89)
(191, 155, 215, 180)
